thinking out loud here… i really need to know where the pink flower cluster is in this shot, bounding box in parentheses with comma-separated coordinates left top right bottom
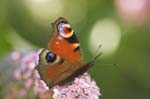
(11, 50, 101, 99)
(53, 73, 101, 99)
(12, 51, 52, 99)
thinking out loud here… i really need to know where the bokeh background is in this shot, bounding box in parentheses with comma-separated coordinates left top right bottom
(0, 0, 150, 99)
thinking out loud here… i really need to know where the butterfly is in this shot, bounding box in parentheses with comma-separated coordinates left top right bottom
(36, 17, 102, 88)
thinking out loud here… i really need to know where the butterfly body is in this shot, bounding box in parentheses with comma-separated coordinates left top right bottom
(36, 17, 98, 88)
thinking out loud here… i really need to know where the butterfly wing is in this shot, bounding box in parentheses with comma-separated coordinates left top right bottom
(37, 17, 90, 88)
(48, 17, 83, 63)
(37, 49, 85, 88)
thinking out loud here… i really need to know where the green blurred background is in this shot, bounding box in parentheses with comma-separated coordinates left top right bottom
(0, 0, 150, 99)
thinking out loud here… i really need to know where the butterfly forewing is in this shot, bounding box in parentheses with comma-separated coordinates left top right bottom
(48, 17, 83, 63)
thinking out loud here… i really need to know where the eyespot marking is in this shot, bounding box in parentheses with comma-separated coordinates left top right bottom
(57, 22, 73, 38)
(39, 49, 63, 65)
(46, 52, 56, 63)
(65, 33, 79, 43)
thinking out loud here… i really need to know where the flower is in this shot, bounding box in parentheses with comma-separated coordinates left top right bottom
(9, 50, 101, 99)
(12, 51, 53, 99)
(53, 73, 101, 99)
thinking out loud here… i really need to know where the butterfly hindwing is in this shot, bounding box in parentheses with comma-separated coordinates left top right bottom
(37, 49, 85, 88)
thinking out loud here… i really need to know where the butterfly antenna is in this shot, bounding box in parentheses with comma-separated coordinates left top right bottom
(94, 44, 101, 56)
(90, 45, 118, 69)
(91, 44, 103, 62)
(94, 52, 103, 61)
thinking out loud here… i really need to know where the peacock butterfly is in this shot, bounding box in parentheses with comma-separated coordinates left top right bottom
(36, 17, 101, 88)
